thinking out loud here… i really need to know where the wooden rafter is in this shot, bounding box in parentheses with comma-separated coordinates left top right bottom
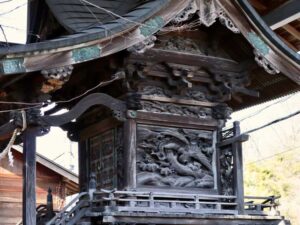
(283, 24, 300, 40)
(263, 0, 300, 30)
(278, 33, 298, 51)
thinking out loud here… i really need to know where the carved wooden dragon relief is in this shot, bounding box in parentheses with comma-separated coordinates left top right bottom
(136, 125, 215, 189)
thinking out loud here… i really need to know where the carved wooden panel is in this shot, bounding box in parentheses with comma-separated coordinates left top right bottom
(89, 126, 123, 189)
(136, 125, 216, 190)
(219, 127, 235, 197)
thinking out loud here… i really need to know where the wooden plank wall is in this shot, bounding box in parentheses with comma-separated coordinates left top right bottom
(0, 151, 66, 225)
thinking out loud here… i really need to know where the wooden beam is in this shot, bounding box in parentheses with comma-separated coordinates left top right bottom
(263, 0, 300, 30)
(283, 24, 300, 40)
(277, 33, 299, 51)
(22, 127, 37, 225)
(130, 49, 242, 73)
(103, 214, 283, 225)
(217, 134, 249, 147)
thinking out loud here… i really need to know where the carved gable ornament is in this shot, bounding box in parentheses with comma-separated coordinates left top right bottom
(172, 0, 240, 33)
(131, 0, 279, 76)
(172, 0, 279, 75)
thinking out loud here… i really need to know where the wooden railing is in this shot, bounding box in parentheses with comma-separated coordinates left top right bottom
(92, 189, 238, 215)
(41, 190, 281, 225)
(46, 192, 89, 225)
(90, 190, 280, 216)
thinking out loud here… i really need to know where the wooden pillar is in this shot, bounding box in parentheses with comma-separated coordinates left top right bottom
(79, 140, 89, 192)
(123, 119, 137, 189)
(22, 127, 37, 225)
(233, 121, 245, 214)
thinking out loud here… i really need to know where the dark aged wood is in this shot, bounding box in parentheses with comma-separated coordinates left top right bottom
(22, 127, 38, 225)
(0, 1, 296, 224)
(42, 93, 127, 126)
(78, 140, 89, 192)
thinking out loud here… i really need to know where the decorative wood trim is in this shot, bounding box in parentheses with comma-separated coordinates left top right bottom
(133, 111, 219, 130)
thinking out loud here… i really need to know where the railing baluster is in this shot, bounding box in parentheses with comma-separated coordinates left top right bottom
(109, 192, 116, 207)
(149, 192, 154, 208)
(171, 201, 176, 209)
(195, 196, 200, 210)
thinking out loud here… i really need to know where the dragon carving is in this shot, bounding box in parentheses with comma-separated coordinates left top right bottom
(136, 125, 215, 189)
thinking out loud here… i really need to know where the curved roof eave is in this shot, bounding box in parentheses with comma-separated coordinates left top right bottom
(0, 0, 191, 76)
(220, 0, 300, 84)
(0, 0, 169, 56)
(237, 0, 300, 64)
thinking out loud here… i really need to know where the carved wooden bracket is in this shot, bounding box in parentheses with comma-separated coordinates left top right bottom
(0, 93, 127, 139)
(41, 65, 74, 93)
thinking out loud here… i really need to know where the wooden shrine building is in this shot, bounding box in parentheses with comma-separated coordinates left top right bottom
(0, 0, 299, 224)
(0, 146, 78, 225)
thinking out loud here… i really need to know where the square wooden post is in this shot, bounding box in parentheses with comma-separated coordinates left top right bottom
(23, 127, 37, 225)
(79, 140, 89, 192)
(233, 121, 245, 214)
(123, 119, 137, 189)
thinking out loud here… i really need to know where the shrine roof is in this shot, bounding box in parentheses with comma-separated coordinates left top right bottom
(0, 0, 299, 111)
(0, 1, 298, 76)
(12, 145, 79, 194)
(0, 0, 170, 55)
